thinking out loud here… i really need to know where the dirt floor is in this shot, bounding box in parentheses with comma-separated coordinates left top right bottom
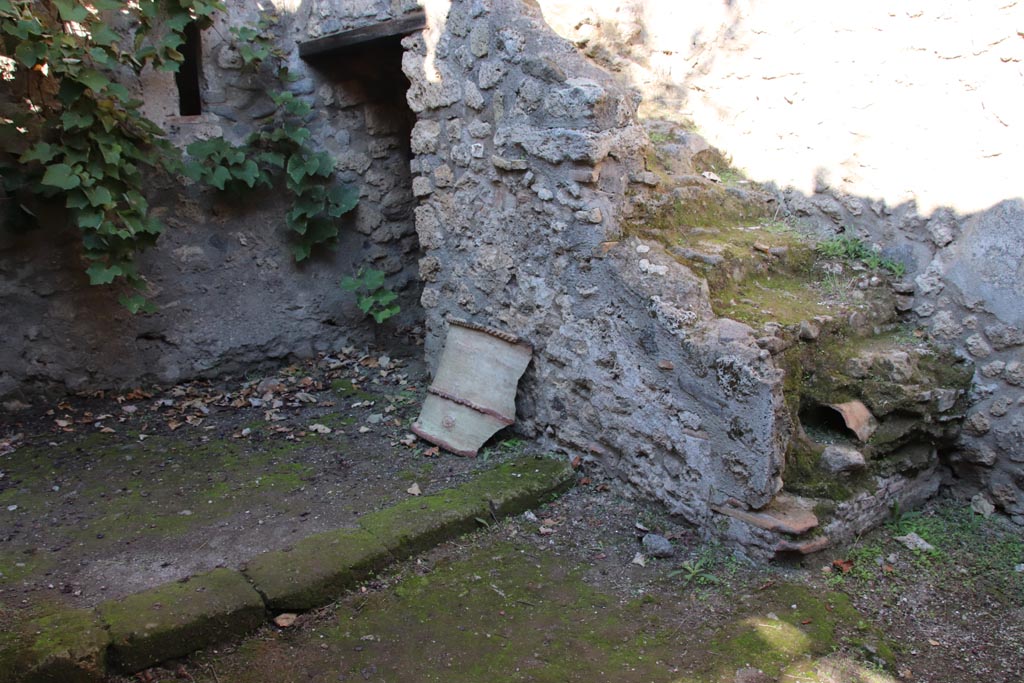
(105, 487, 1024, 683)
(0, 347, 502, 611)
(2, 351, 1023, 683)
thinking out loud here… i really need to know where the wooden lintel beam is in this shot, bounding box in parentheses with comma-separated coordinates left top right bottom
(298, 12, 427, 59)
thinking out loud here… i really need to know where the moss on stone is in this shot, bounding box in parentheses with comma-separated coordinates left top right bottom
(686, 583, 877, 682)
(712, 272, 831, 327)
(22, 609, 109, 683)
(184, 542, 891, 683)
(244, 528, 393, 611)
(98, 568, 265, 673)
(358, 456, 573, 560)
(458, 455, 575, 517)
(0, 606, 109, 683)
(357, 488, 490, 560)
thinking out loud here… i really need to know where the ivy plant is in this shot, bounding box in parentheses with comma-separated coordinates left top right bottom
(341, 268, 400, 324)
(183, 91, 359, 261)
(1, 0, 224, 311)
(1, 1, 359, 311)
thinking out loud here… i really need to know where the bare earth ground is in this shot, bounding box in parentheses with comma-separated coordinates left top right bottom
(2, 350, 1023, 683)
(0, 347, 499, 610)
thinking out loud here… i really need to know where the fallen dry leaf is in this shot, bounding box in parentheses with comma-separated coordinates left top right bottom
(274, 613, 298, 628)
(631, 552, 647, 567)
(406, 483, 421, 496)
(308, 423, 332, 434)
(832, 558, 854, 574)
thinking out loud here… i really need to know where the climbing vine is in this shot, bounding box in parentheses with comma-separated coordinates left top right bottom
(182, 91, 359, 262)
(0, 1, 359, 310)
(0, 0, 224, 311)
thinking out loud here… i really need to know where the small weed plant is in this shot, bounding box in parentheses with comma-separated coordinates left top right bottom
(340, 268, 400, 324)
(830, 501, 1023, 605)
(669, 550, 720, 587)
(817, 235, 906, 277)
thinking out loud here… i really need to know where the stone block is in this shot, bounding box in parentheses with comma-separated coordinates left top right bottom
(457, 456, 575, 517)
(244, 529, 392, 612)
(98, 568, 265, 673)
(358, 488, 490, 560)
(4, 609, 109, 683)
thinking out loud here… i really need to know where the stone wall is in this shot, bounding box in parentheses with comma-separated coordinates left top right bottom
(3, 0, 1021, 538)
(403, 0, 792, 524)
(531, 0, 1024, 524)
(0, 0, 423, 400)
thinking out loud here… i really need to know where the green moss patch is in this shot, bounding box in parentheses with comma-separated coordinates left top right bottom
(0, 606, 108, 683)
(682, 583, 886, 682)
(458, 456, 575, 517)
(357, 488, 491, 560)
(712, 272, 830, 327)
(187, 544, 889, 683)
(98, 568, 265, 672)
(244, 528, 393, 611)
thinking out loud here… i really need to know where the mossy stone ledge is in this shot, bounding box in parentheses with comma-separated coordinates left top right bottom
(97, 568, 266, 673)
(243, 528, 393, 612)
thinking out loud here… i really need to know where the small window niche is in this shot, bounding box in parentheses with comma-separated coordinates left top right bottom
(175, 22, 203, 116)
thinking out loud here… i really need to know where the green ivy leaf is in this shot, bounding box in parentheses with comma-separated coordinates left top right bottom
(258, 151, 285, 169)
(187, 137, 226, 158)
(20, 142, 58, 165)
(41, 163, 81, 190)
(164, 13, 192, 32)
(118, 293, 155, 315)
(98, 141, 123, 165)
(363, 269, 385, 290)
(90, 23, 119, 47)
(291, 243, 312, 262)
(91, 0, 125, 11)
(327, 184, 359, 216)
(235, 159, 260, 187)
(209, 166, 231, 190)
(76, 210, 105, 229)
(84, 185, 113, 207)
(61, 110, 95, 130)
(371, 305, 400, 324)
(65, 190, 90, 209)
(52, 0, 90, 23)
(285, 154, 309, 185)
(86, 262, 123, 285)
(9, 19, 44, 41)
(14, 40, 47, 67)
(77, 69, 111, 93)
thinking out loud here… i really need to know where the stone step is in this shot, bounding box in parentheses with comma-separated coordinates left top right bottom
(0, 456, 576, 683)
